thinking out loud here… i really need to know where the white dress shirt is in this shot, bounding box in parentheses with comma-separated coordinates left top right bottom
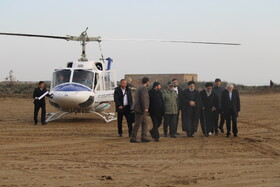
(122, 88, 128, 106)
(174, 87, 178, 94)
(229, 91, 232, 100)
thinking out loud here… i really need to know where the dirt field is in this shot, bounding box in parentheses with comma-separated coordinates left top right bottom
(0, 93, 280, 187)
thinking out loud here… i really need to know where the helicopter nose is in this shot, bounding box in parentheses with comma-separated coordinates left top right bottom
(50, 91, 94, 111)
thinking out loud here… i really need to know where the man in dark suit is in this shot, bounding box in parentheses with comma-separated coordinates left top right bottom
(33, 81, 51, 125)
(200, 82, 219, 136)
(114, 79, 133, 137)
(221, 84, 241, 137)
(148, 82, 164, 142)
(172, 78, 183, 135)
(212, 78, 226, 133)
(130, 77, 150, 143)
(182, 81, 201, 137)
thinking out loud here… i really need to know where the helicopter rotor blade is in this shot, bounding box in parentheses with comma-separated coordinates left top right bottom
(102, 38, 241, 46)
(0, 33, 240, 45)
(0, 32, 102, 42)
(0, 32, 70, 40)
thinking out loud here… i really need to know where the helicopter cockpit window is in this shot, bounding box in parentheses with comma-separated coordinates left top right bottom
(52, 69, 71, 87)
(72, 70, 94, 89)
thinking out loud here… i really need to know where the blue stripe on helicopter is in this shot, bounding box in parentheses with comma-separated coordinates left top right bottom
(52, 83, 92, 92)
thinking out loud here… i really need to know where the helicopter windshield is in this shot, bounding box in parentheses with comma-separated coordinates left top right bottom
(52, 69, 71, 87)
(72, 69, 94, 89)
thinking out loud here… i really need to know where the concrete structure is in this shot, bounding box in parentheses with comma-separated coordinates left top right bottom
(125, 74, 198, 87)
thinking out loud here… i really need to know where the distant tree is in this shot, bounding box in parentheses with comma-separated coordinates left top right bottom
(270, 80, 275, 88)
(5, 70, 16, 85)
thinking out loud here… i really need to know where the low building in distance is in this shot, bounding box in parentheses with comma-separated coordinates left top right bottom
(125, 73, 198, 87)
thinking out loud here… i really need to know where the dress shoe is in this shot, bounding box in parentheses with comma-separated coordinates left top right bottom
(118, 134, 123, 137)
(219, 127, 224, 133)
(205, 133, 209, 137)
(215, 131, 219, 136)
(234, 134, 238, 137)
(130, 139, 140, 143)
(141, 138, 151, 143)
(34, 122, 38, 125)
(149, 130, 155, 139)
(170, 135, 177, 138)
(42, 122, 47, 125)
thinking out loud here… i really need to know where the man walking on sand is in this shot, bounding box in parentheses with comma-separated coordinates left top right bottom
(114, 79, 133, 137)
(200, 82, 219, 137)
(163, 81, 179, 138)
(172, 78, 183, 135)
(130, 77, 150, 143)
(221, 83, 240, 137)
(182, 81, 201, 137)
(213, 78, 226, 133)
(148, 82, 164, 142)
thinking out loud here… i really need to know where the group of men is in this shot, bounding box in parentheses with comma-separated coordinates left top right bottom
(114, 77, 240, 143)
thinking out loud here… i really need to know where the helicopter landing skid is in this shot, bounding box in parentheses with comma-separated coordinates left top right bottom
(46, 111, 69, 122)
(90, 111, 116, 123)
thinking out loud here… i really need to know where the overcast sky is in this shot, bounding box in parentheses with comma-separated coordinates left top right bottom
(0, 0, 279, 85)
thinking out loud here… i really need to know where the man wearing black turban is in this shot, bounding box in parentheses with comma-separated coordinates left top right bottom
(181, 81, 201, 137)
(200, 82, 219, 136)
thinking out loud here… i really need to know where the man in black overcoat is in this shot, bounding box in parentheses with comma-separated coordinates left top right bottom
(182, 81, 201, 137)
(212, 78, 226, 133)
(221, 84, 241, 137)
(200, 82, 219, 136)
(33, 81, 52, 125)
(148, 82, 164, 142)
(114, 79, 133, 137)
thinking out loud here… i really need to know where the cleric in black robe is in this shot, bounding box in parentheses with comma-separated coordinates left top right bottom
(221, 83, 241, 137)
(182, 81, 201, 137)
(200, 82, 219, 136)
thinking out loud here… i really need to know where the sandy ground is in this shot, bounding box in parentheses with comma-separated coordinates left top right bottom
(0, 93, 280, 187)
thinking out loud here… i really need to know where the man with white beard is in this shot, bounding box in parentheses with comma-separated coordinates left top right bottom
(200, 82, 219, 137)
(221, 83, 241, 137)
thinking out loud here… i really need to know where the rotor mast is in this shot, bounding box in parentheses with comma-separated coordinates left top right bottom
(0, 28, 102, 62)
(66, 28, 102, 61)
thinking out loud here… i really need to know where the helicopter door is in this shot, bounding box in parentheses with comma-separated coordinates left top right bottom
(94, 70, 117, 102)
(94, 73, 99, 89)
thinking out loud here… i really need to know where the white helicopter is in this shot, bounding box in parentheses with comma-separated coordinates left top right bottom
(0, 28, 240, 123)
